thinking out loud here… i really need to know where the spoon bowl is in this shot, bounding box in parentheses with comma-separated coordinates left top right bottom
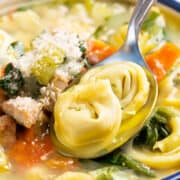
(93, 0, 158, 157)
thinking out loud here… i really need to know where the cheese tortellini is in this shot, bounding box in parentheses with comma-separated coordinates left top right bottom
(125, 61, 180, 169)
(54, 62, 151, 158)
(125, 139, 180, 169)
(80, 62, 150, 121)
(153, 116, 180, 153)
(54, 80, 122, 158)
(125, 115, 180, 169)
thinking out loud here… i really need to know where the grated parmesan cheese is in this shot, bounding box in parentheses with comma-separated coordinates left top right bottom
(32, 30, 83, 60)
(14, 30, 87, 110)
(14, 51, 36, 76)
(15, 29, 85, 78)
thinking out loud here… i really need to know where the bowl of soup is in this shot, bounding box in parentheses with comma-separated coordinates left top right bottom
(0, 0, 179, 179)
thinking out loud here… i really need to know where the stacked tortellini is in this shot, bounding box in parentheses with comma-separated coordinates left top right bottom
(125, 60, 180, 169)
(54, 62, 150, 158)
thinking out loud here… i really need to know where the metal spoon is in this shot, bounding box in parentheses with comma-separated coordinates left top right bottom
(94, 0, 158, 156)
(97, 0, 156, 67)
(52, 0, 158, 158)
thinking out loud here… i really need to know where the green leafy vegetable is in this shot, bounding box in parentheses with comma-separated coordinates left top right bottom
(22, 77, 42, 98)
(134, 107, 172, 148)
(142, 11, 160, 30)
(79, 41, 87, 58)
(100, 152, 155, 177)
(0, 63, 24, 96)
(79, 41, 91, 68)
(93, 25, 105, 38)
(84, 58, 91, 69)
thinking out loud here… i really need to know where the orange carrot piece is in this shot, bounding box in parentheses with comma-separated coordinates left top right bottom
(146, 43, 180, 81)
(86, 39, 117, 65)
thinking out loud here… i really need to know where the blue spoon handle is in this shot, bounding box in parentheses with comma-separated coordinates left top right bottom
(158, 0, 180, 12)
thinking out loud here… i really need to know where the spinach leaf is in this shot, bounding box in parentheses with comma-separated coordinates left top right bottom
(0, 63, 24, 96)
(134, 107, 172, 149)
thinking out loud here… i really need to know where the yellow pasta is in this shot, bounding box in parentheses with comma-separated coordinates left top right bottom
(124, 62, 180, 170)
(125, 140, 180, 169)
(158, 64, 180, 108)
(153, 116, 180, 153)
(54, 80, 122, 158)
(80, 62, 150, 121)
(54, 62, 151, 158)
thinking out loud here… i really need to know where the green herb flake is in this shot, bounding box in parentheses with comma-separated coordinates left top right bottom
(0, 63, 24, 96)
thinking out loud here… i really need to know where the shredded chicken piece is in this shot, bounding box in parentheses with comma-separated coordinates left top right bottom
(2, 97, 46, 128)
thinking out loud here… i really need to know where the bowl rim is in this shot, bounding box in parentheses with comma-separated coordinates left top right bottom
(0, 0, 179, 15)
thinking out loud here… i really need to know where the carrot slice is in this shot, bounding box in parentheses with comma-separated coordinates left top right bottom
(86, 39, 117, 65)
(146, 43, 180, 81)
(86, 41, 179, 81)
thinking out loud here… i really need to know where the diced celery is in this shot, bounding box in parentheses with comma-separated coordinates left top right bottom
(31, 57, 61, 85)
(31, 45, 65, 85)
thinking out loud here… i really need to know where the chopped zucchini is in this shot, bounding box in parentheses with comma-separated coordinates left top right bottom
(31, 55, 64, 85)
(31, 43, 65, 85)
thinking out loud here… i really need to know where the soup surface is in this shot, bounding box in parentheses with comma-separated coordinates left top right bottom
(0, 0, 180, 179)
